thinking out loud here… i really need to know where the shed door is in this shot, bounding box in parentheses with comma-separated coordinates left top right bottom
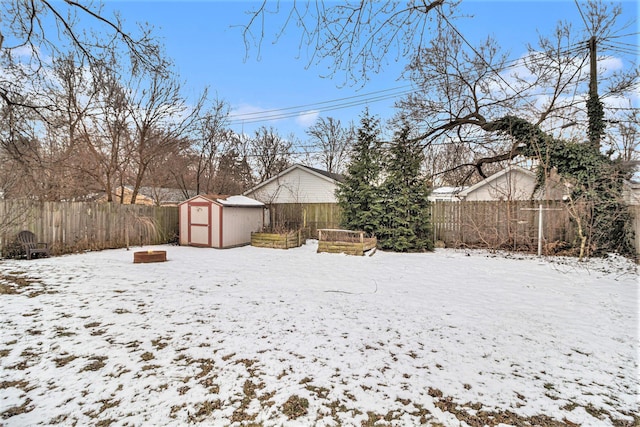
(188, 202, 211, 246)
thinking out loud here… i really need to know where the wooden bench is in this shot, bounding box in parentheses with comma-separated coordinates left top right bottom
(16, 230, 51, 260)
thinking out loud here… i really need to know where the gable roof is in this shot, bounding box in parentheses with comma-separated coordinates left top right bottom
(457, 165, 535, 197)
(244, 164, 343, 196)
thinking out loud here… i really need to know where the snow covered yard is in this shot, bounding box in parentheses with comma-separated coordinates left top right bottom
(0, 241, 638, 426)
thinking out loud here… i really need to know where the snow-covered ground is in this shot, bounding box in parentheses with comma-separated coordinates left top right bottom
(0, 241, 638, 426)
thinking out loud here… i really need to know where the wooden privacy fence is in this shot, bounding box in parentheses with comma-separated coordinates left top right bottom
(430, 200, 574, 253)
(632, 205, 640, 259)
(266, 203, 342, 238)
(0, 200, 179, 256)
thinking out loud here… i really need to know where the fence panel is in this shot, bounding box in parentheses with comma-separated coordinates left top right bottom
(632, 205, 640, 259)
(0, 200, 179, 256)
(431, 200, 574, 254)
(266, 203, 342, 238)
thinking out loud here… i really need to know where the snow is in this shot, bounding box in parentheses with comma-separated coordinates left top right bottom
(216, 195, 264, 207)
(0, 242, 638, 426)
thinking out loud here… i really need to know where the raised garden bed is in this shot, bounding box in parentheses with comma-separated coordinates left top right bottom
(251, 230, 302, 249)
(317, 229, 377, 256)
(133, 250, 167, 263)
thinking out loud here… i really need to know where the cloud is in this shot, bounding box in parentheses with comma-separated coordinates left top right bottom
(295, 110, 319, 127)
(599, 56, 624, 76)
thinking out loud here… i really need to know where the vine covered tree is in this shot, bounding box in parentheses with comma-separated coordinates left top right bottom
(487, 116, 634, 258)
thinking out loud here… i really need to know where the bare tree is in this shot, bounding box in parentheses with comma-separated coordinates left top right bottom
(212, 133, 254, 195)
(305, 117, 353, 174)
(86, 58, 134, 202)
(603, 108, 639, 163)
(396, 2, 638, 180)
(126, 69, 204, 204)
(190, 99, 232, 194)
(0, 0, 163, 111)
(249, 126, 292, 183)
(240, 0, 450, 86)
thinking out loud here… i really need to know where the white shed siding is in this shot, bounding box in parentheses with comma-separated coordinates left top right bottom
(247, 168, 339, 204)
(178, 202, 189, 245)
(211, 203, 222, 248)
(221, 207, 264, 247)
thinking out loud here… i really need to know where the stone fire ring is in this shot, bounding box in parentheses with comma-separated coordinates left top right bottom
(133, 250, 167, 264)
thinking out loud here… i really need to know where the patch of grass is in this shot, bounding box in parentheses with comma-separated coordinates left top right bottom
(54, 326, 75, 338)
(151, 338, 169, 350)
(54, 355, 78, 367)
(230, 379, 265, 423)
(187, 400, 221, 423)
(305, 383, 330, 399)
(140, 351, 154, 361)
(141, 364, 161, 371)
(282, 395, 309, 420)
(0, 283, 18, 294)
(0, 398, 33, 418)
(169, 403, 186, 419)
(0, 380, 29, 390)
(80, 356, 107, 372)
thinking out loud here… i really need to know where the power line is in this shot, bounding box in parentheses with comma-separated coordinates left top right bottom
(228, 85, 414, 119)
(227, 88, 415, 124)
(226, 42, 590, 126)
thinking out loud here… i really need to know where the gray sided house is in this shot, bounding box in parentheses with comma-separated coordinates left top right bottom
(243, 164, 344, 235)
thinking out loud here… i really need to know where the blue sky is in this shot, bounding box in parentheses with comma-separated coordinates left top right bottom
(105, 0, 638, 140)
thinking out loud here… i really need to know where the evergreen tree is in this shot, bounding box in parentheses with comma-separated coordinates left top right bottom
(336, 110, 383, 235)
(378, 124, 433, 252)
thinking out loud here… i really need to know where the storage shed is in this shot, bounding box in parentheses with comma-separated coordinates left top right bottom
(179, 194, 265, 248)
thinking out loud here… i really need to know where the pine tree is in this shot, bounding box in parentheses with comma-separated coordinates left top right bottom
(378, 123, 433, 252)
(336, 110, 383, 236)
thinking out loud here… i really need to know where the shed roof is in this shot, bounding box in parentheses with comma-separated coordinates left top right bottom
(181, 194, 264, 207)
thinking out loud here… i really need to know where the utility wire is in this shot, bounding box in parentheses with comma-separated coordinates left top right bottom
(228, 85, 414, 119)
(227, 42, 589, 125)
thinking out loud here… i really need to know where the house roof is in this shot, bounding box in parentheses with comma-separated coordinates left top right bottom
(431, 186, 467, 195)
(243, 164, 343, 196)
(457, 165, 535, 197)
(115, 186, 194, 204)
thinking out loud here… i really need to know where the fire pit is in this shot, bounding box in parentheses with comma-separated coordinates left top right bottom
(133, 250, 167, 264)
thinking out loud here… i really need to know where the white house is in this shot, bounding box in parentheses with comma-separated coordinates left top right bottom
(243, 164, 343, 204)
(243, 164, 344, 233)
(178, 194, 265, 248)
(454, 165, 567, 201)
(428, 186, 468, 202)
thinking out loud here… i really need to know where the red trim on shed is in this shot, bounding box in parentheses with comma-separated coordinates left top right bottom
(218, 204, 224, 248)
